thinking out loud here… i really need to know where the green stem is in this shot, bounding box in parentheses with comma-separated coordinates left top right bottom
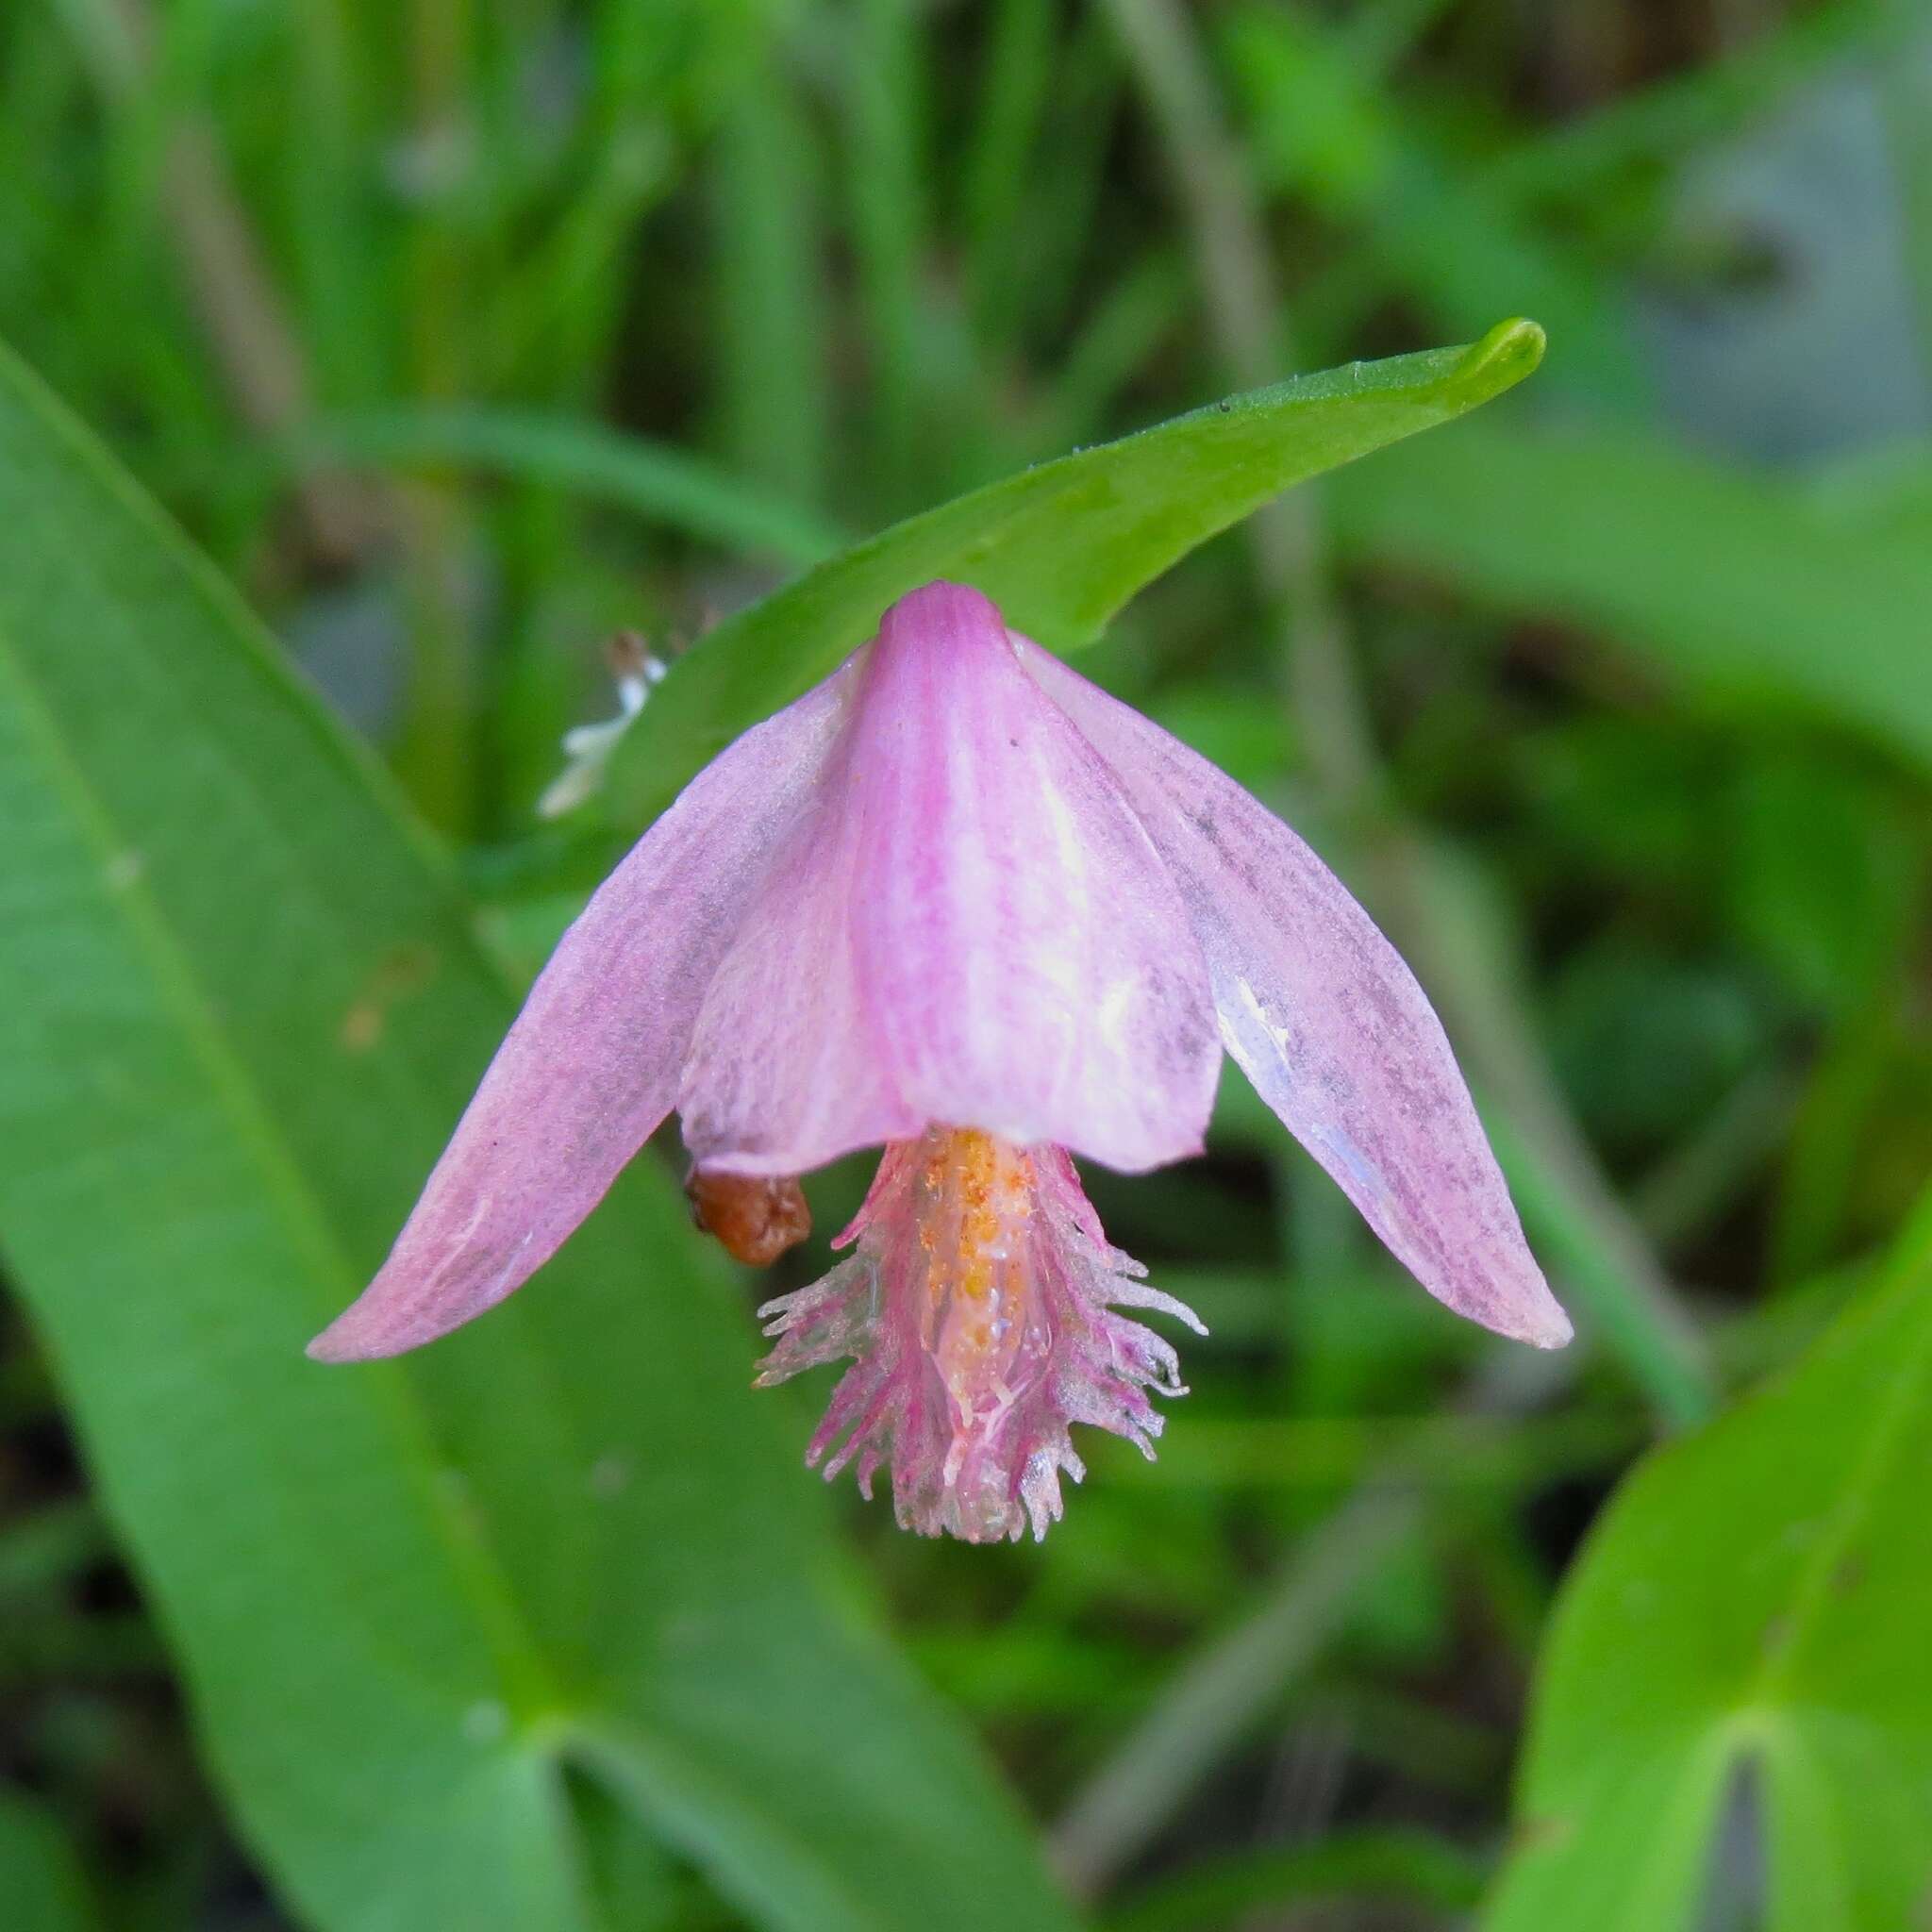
(392, 0, 478, 834)
(68, 0, 369, 562)
(1097, 0, 1374, 806)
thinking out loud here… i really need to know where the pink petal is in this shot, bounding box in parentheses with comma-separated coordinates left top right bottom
(684, 584, 1219, 1176)
(676, 716, 926, 1174)
(1021, 640, 1572, 1350)
(858, 585, 1220, 1171)
(309, 663, 858, 1361)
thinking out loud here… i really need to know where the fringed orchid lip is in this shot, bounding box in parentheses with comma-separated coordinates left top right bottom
(756, 1127, 1204, 1544)
(310, 580, 1570, 1541)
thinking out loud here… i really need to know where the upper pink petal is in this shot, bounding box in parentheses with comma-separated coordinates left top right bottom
(676, 712, 926, 1175)
(681, 585, 1219, 1175)
(1021, 639, 1572, 1349)
(852, 584, 1219, 1173)
(308, 662, 858, 1361)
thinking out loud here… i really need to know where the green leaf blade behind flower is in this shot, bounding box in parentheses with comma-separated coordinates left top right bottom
(0, 341, 1076, 1932)
(294, 405, 849, 567)
(1325, 421, 1932, 780)
(607, 319, 1546, 824)
(1483, 1184, 1932, 1931)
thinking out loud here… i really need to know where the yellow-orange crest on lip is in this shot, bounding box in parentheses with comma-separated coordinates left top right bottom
(912, 1130, 1048, 1471)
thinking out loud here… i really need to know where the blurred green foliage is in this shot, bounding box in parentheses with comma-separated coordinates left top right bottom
(0, 1, 1928, 1928)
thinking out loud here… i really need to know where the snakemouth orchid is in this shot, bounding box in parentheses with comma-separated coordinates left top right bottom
(311, 583, 1570, 1542)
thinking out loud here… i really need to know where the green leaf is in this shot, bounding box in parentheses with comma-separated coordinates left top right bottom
(293, 405, 848, 565)
(713, 55, 834, 508)
(1326, 422, 1932, 778)
(607, 320, 1547, 824)
(0, 1795, 99, 1932)
(0, 341, 1075, 1932)
(1484, 1183, 1932, 1931)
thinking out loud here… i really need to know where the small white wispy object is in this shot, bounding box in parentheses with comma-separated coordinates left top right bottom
(537, 630, 668, 820)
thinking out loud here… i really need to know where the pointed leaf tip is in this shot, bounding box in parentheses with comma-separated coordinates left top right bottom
(607, 328, 1560, 826)
(1448, 319, 1546, 408)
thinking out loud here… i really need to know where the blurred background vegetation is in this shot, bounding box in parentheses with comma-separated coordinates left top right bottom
(2, 0, 1930, 1927)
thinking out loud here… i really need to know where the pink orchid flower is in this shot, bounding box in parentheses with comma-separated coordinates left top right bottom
(312, 583, 1570, 1542)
